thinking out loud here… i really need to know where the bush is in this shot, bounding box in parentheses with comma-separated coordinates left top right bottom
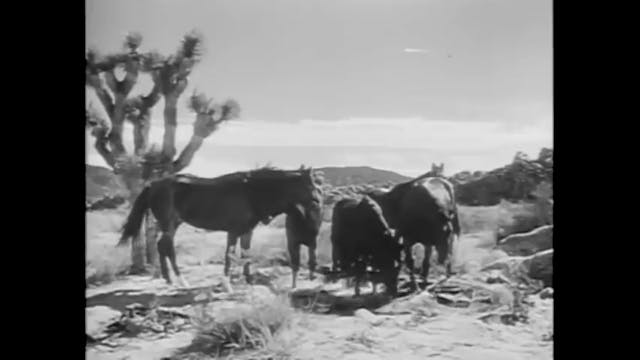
(185, 295, 294, 358)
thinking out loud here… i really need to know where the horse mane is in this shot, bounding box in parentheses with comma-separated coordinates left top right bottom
(361, 195, 392, 232)
(175, 166, 315, 185)
(248, 166, 300, 177)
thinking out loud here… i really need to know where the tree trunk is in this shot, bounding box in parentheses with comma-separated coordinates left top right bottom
(130, 233, 148, 275)
(120, 166, 150, 274)
(145, 211, 159, 270)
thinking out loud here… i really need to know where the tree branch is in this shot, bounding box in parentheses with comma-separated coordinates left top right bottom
(108, 93, 128, 157)
(124, 81, 162, 155)
(92, 128, 116, 169)
(173, 94, 240, 173)
(161, 94, 179, 159)
(172, 136, 204, 173)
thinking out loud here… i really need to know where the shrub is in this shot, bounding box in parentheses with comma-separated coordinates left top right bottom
(185, 295, 294, 358)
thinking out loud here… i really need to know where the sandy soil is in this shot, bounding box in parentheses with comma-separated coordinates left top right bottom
(86, 231, 552, 360)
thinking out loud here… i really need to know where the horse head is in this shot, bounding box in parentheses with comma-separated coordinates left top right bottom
(430, 162, 445, 177)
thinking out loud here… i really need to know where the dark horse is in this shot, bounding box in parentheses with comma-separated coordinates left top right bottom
(285, 198, 323, 288)
(119, 167, 322, 287)
(224, 191, 324, 289)
(366, 166, 461, 289)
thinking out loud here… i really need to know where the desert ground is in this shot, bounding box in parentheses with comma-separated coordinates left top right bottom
(86, 199, 553, 360)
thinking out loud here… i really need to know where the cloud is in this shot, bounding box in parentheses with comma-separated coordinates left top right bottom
(403, 48, 429, 54)
(86, 116, 552, 176)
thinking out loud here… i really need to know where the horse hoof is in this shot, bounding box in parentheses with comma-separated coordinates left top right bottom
(177, 275, 191, 289)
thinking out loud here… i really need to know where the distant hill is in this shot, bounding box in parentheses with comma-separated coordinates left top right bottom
(86, 147, 553, 208)
(86, 164, 128, 202)
(316, 166, 411, 187)
(85, 164, 410, 200)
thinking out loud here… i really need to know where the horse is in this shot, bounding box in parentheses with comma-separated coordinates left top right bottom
(285, 197, 323, 288)
(365, 163, 461, 289)
(118, 166, 322, 288)
(221, 185, 324, 289)
(330, 196, 402, 296)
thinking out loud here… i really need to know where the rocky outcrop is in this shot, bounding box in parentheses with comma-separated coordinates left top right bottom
(497, 225, 553, 256)
(86, 306, 122, 341)
(528, 249, 553, 287)
(451, 149, 553, 206)
(482, 249, 553, 288)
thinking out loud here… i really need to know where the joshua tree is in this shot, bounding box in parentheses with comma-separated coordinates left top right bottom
(86, 31, 240, 274)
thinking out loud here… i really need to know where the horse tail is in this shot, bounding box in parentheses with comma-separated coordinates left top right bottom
(118, 186, 151, 247)
(449, 209, 461, 236)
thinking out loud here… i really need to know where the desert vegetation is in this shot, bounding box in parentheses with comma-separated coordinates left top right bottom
(86, 31, 240, 274)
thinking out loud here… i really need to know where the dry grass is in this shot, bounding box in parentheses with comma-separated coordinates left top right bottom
(85, 198, 550, 286)
(182, 295, 295, 358)
(458, 200, 549, 237)
(86, 209, 131, 285)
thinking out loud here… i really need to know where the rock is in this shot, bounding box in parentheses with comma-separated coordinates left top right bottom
(482, 250, 553, 288)
(478, 312, 522, 326)
(354, 308, 384, 326)
(539, 287, 553, 299)
(436, 293, 471, 308)
(482, 256, 531, 279)
(86, 306, 121, 340)
(529, 250, 553, 287)
(221, 277, 234, 294)
(486, 270, 513, 285)
(497, 225, 553, 256)
(485, 284, 515, 308)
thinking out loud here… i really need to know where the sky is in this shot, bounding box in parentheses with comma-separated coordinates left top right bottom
(86, 0, 552, 177)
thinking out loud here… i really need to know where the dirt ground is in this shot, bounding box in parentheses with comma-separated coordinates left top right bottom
(86, 206, 553, 360)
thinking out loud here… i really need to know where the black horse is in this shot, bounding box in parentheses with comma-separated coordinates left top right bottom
(366, 168, 460, 289)
(285, 198, 323, 288)
(119, 167, 323, 287)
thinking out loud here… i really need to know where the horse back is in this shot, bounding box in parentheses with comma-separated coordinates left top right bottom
(421, 177, 456, 212)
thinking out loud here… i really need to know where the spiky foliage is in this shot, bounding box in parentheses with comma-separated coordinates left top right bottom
(176, 29, 204, 64)
(188, 90, 214, 114)
(220, 99, 241, 120)
(86, 30, 240, 273)
(189, 92, 241, 138)
(142, 50, 166, 72)
(124, 32, 143, 52)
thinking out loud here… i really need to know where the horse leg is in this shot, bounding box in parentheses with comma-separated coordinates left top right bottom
(240, 230, 253, 284)
(421, 245, 433, 286)
(224, 233, 239, 277)
(288, 238, 301, 289)
(404, 242, 417, 290)
(437, 238, 453, 278)
(307, 242, 317, 281)
(166, 223, 189, 288)
(157, 234, 172, 284)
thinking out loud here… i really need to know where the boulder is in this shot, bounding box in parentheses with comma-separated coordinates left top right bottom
(497, 225, 553, 256)
(354, 308, 384, 326)
(482, 249, 553, 288)
(86, 306, 121, 340)
(539, 287, 553, 299)
(529, 249, 553, 287)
